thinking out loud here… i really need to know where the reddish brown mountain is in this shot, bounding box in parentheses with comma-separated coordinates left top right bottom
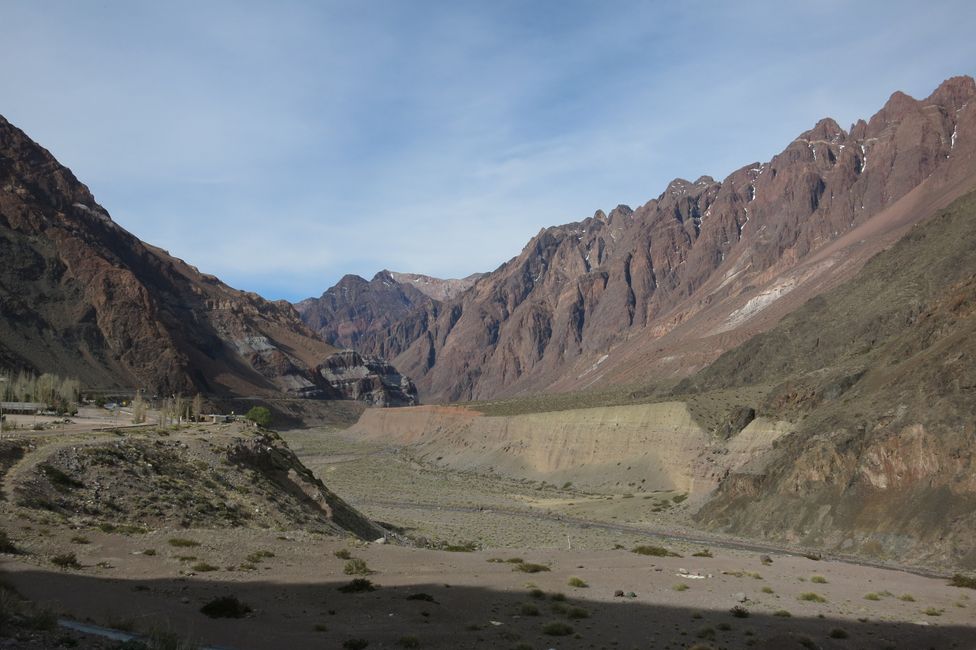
(304, 76, 976, 403)
(0, 114, 356, 399)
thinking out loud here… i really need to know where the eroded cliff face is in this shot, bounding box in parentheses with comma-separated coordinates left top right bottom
(0, 114, 342, 398)
(317, 350, 418, 407)
(306, 76, 976, 403)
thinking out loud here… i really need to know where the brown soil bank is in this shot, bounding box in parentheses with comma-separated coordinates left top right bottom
(348, 403, 790, 499)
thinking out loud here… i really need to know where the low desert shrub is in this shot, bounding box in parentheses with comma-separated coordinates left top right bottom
(632, 545, 680, 557)
(541, 621, 573, 636)
(798, 592, 826, 602)
(51, 552, 81, 569)
(200, 596, 251, 618)
(344, 559, 372, 575)
(567, 576, 588, 588)
(338, 578, 376, 593)
(513, 562, 550, 573)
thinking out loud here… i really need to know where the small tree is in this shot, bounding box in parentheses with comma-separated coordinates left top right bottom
(191, 393, 203, 422)
(245, 406, 272, 428)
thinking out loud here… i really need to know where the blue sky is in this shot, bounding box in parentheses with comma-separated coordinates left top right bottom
(2, 1, 974, 301)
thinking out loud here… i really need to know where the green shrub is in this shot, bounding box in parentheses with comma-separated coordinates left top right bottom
(245, 406, 272, 427)
(898, 593, 915, 602)
(672, 583, 689, 592)
(567, 576, 588, 588)
(70, 535, 90, 545)
(729, 605, 749, 618)
(923, 607, 943, 616)
(761, 586, 774, 594)
(566, 606, 589, 619)
(192, 562, 219, 572)
(798, 592, 826, 603)
(528, 588, 545, 599)
(691, 549, 713, 558)
(773, 609, 792, 617)
(334, 549, 352, 559)
(864, 592, 881, 600)
(810, 575, 828, 584)
(513, 562, 550, 573)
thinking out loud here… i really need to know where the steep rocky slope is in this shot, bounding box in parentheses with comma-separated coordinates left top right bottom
(677, 189, 976, 568)
(0, 114, 417, 404)
(318, 349, 418, 406)
(315, 76, 976, 403)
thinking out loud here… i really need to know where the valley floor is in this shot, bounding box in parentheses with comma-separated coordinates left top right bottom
(0, 426, 973, 649)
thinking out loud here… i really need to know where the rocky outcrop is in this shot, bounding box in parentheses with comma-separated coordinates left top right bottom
(319, 76, 976, 403)
(317, 350, 418, 407)
(685, 189, 976, 568)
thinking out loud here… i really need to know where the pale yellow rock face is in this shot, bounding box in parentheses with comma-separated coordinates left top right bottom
(349, 402, 791, 497)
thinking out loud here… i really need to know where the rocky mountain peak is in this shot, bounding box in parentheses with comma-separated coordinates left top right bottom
(926, 74, 976, 111)
(800, 117, 846, 143)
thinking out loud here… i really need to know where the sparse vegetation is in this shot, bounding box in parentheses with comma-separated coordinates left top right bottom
(513, 562, 550, 573)
(334, 548, 353, 559)
(672, 583, 689, 592)
(729, 605, 749, 618)
(200, 596, 251, 618)
(168, 538, 200, 548)
(51, 552, 81, 569)
(344, 558, 372, 575)
(342, 639, 369, 650)
(520, 603, 540, 616)
(567, 576, 588, 588)
(691, 549, 713, 557)
(761, 586, 774, 594)
(191, 562, 219, 572)
(923, 607, 943, 616)
(632, 545, 680, 557)
(541, 621, 574, 636)
(565, 606, 589, 619)
(898, 593, 915, 602)
(69, 535, 90, 544)
(949, 574, 976, 589)
(773, 609, 791, 617)
(864, 592, 881, 600)
(829, 628, 849, 639)
(798, 592, 826, 603)
(810, 575, 828, 584)
(338, 578, 376, 593)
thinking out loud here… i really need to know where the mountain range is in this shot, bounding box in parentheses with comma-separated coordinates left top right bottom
(298, 76, 976, 404)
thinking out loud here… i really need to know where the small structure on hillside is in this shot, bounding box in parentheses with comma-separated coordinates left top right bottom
(0, 402, 47, 415)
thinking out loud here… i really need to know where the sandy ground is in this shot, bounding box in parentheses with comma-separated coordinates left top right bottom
(1, 426, 974, 649)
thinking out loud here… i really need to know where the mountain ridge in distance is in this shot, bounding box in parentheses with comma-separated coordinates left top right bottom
(298, 75, 976, 404)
